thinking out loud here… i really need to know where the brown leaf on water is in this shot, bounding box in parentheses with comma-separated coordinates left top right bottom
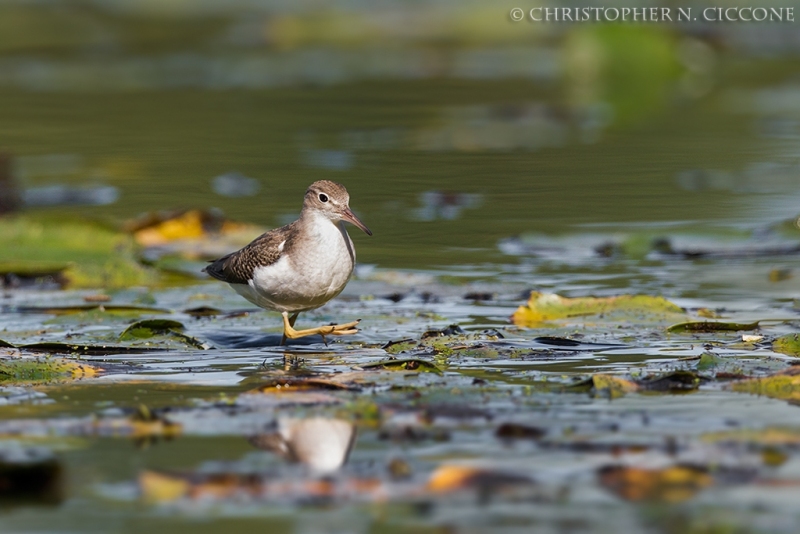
(598, 464, 712, 502)
(427, 464, 533, 493)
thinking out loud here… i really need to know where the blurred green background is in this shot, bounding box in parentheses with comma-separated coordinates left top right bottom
(0, 0, 798, 268)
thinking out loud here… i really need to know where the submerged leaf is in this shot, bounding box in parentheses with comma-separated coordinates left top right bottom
(511, 292, 684, 327)
(361, 359, 442, 374)
(248, 378, 361, 393)
(667, 321, 760, 333)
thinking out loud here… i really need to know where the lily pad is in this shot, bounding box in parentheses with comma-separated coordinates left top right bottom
(0, 356, 100, 384)
(667, 321, 760, 333)
(120, 320, 209, 350)
(512, 292, 685, 327)
(17, 305, 171, 315)
(772, 334, 800, 357)
(731, 372, 800, 402)
(18, 342, 164, 355)
(0, 215, 158, 288)
(592, 374, 638, 399)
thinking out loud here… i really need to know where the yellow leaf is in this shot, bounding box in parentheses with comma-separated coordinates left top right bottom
(139, 471, 190, 503)
(592, 374, 638, 398)
(511, 292, 684, 327)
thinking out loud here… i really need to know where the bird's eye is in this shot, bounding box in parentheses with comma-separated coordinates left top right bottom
(319, 193, 329, 203)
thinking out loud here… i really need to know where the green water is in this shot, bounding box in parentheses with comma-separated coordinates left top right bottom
(2, 65, 794, 268)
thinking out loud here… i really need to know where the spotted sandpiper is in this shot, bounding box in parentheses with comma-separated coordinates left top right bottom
(203, 180, 372, 344)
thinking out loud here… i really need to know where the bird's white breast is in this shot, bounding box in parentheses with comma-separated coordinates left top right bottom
(231, 216, 355, 313)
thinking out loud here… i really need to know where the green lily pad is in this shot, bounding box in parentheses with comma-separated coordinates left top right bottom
(667, 321, 760, 333)
(731, 370, 800, 401)
(0, 215, 158, 289)
(772, 334, 800, 357)
(17, 305, 171, 316)
(120, 320, 209, 350)
(0, 356, 100, 384)
(19, 342, 164, 355)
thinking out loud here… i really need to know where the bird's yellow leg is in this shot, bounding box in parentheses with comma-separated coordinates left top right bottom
(281, 311, 360, 340)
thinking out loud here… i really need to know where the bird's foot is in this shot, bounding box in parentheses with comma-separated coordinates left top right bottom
(282, 316, 361, 340)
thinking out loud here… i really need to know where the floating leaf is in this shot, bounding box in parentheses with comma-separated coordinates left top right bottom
(381, 339, 418, 354)
(511, 292, 685, 327)
(592, 374, 638, 399)
(598, 465, 712, 502)
(19, 342, 163, 355)
(0, 356, 100, 384)
(0, 339, 14, 349)
(427, 464, 533, 493)
(361, 359, 442, 374)
(17, 305, 170, 316)
(0, 215, 158, 288)
(731, 372, 800, 402)
(702, 428, 800, 447)
(120, 319, 209, 349)
(248, 378, 361, 393)
(696, 352, 726, 371)
(772, 334, 800, 357)
(667, 321, 760, 333)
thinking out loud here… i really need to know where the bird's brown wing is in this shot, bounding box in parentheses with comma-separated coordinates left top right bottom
(203, 222, 298, 284)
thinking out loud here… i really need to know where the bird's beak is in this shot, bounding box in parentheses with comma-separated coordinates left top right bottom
(341, 207, 372, 236)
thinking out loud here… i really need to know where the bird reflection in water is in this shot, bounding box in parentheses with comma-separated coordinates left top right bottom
(249, 417, 357, 475)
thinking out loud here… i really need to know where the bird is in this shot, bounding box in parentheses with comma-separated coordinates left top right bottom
(203, 180, 372, 344)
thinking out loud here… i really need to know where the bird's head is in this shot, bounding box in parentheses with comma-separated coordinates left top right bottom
(304, 180, 372, 236)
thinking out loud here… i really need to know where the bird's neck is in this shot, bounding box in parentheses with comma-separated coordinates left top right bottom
(299, 209, 341, 236)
